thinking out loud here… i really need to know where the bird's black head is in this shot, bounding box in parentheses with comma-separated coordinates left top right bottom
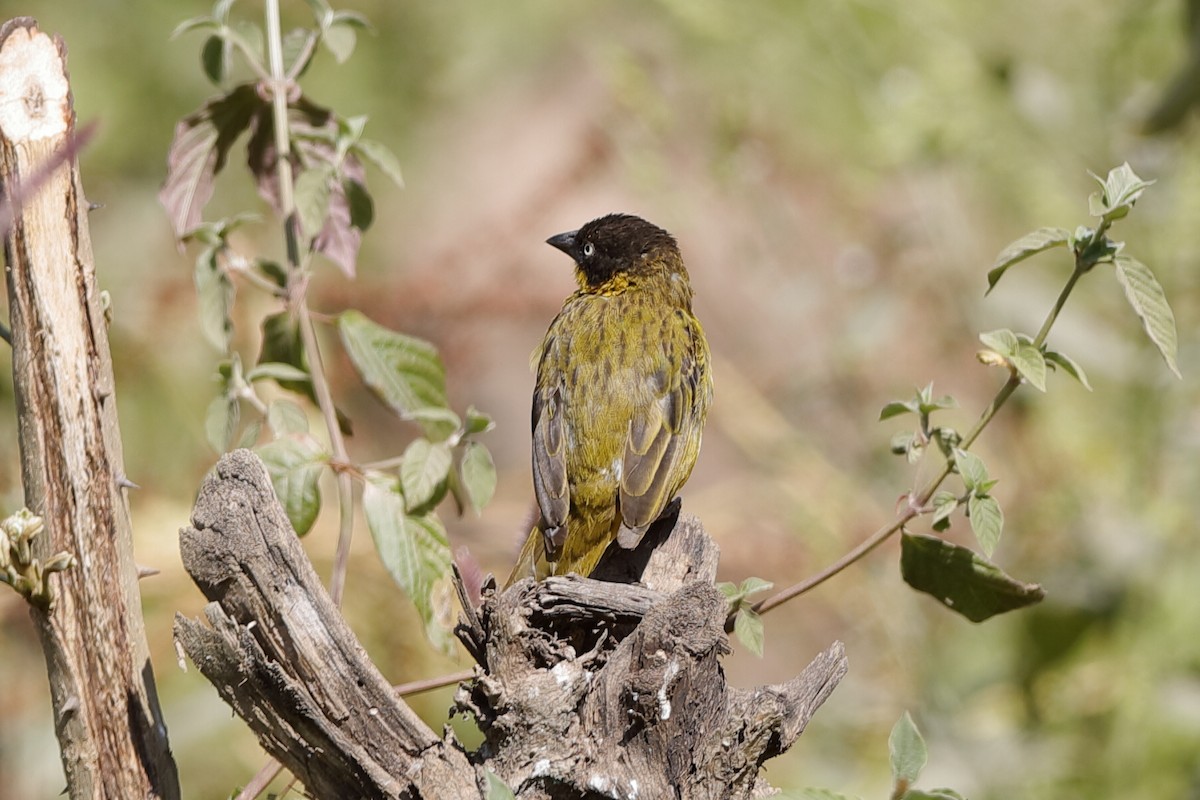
(546, 213, 682, 291)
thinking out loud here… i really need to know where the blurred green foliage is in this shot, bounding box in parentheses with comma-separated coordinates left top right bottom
(2, 1, 1199, 798)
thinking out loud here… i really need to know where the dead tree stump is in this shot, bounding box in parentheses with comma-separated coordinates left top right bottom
(175, 449, 847, 799)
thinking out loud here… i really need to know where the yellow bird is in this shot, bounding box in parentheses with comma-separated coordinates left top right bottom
(507, 214, 712, 583)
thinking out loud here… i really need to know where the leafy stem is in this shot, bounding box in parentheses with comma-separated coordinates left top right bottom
(166, 0, 494, 651)
(264, 0, 355, 606)
(754, 215, 1099, 618)
(265, 0, 301, 269)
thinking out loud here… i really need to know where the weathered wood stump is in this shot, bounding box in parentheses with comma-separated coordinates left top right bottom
(174, 450, 846, 798)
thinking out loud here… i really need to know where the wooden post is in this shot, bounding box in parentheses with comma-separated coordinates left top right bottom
(0, 17, 179, 799)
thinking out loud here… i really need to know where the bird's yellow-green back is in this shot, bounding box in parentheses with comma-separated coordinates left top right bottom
(507, 214, 712, 585)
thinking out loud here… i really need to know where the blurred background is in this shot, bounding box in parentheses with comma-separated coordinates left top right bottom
(2, 1, 1199, 797)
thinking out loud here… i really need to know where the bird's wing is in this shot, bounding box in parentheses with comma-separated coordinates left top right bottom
(532, 376, 569, 545)
(617, 312, 711, 540)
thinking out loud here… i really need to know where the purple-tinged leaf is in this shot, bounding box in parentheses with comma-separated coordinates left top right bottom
(159, 84, 264, 239)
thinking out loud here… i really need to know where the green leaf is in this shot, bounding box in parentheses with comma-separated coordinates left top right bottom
(322, 20, 358, 63)
(978, 328, 1018, 358)
(214, 211, 262, 236)
(344, 178, 374, 230)
(255, 434, 327, 536)
(338, 310, 455, 440)
(484, 771, 516, 800)
(880, 400, 918, 421)
(953, 448, 988, 492)
(1108, 163, 1154, 206)
(294, 163, 334, 239)
(733, 607, 766, 657)
(338, 115, 369, 147)
(400, 438, 453, 512)
(464, 405, 495, 435)
(904, 791, 968, 800)
(246, 362, 312, 384)
(226, 20, 264, 66)
(259, 312, 314, 399)
(739, 576, 774, 597)
(158, 84, 265, 239)
(282, 28, 316, 78)
(1113, 255, 1181, 378)
(978, 329, 1046, 388)
(930, 490, 958, 527)
(303, 0, 333, 22)
(258, 258, 288, 288)
(194, 246, 234, 352)
(900, 533, 1045, 622)
(718, 576, 774, 606)
(363, 473, 453, 645)
(406, 407, 463, 429)
(181, 220, 223, 247)
(235, 420, 262, 449)
(1010, 341, 1047, 392)
(353, 138, 405, 188)
(459, 442, 497, 514)
(257, 315, 348, 435)
(204, 394, 239, 453)
(1090, 163, 1154, 221)
(933, 427, 960, 457)
(331, 10, 373, 30)
(889, 711, 927, 785)
(201, 35, 226, 85)
(987, 227, 1070, 293)
(1044, 350, 1092, 391)
(968, 493, 1004, 558)
(267, 399, 309, 436)
(919, 395, 957, 415)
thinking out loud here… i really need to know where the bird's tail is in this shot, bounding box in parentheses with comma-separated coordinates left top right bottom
(503, 509, 619, 588)
(504, 525, 550, 588)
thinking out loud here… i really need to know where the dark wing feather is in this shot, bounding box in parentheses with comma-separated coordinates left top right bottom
(532, 377, 569, 539)
(617, 313, 710, 541)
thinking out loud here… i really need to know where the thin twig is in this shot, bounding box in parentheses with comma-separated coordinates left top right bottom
(233, 758, 283, 800)
(394, 669, 474, 697)
(754, 515, 913, 617)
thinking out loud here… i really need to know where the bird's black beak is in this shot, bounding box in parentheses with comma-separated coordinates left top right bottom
(546, 230, 578, 258)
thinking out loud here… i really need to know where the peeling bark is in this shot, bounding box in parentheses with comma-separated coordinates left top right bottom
(1, 17, 179, 799)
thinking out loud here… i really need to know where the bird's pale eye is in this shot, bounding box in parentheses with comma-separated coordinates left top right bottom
(582, 242, 596, 258)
